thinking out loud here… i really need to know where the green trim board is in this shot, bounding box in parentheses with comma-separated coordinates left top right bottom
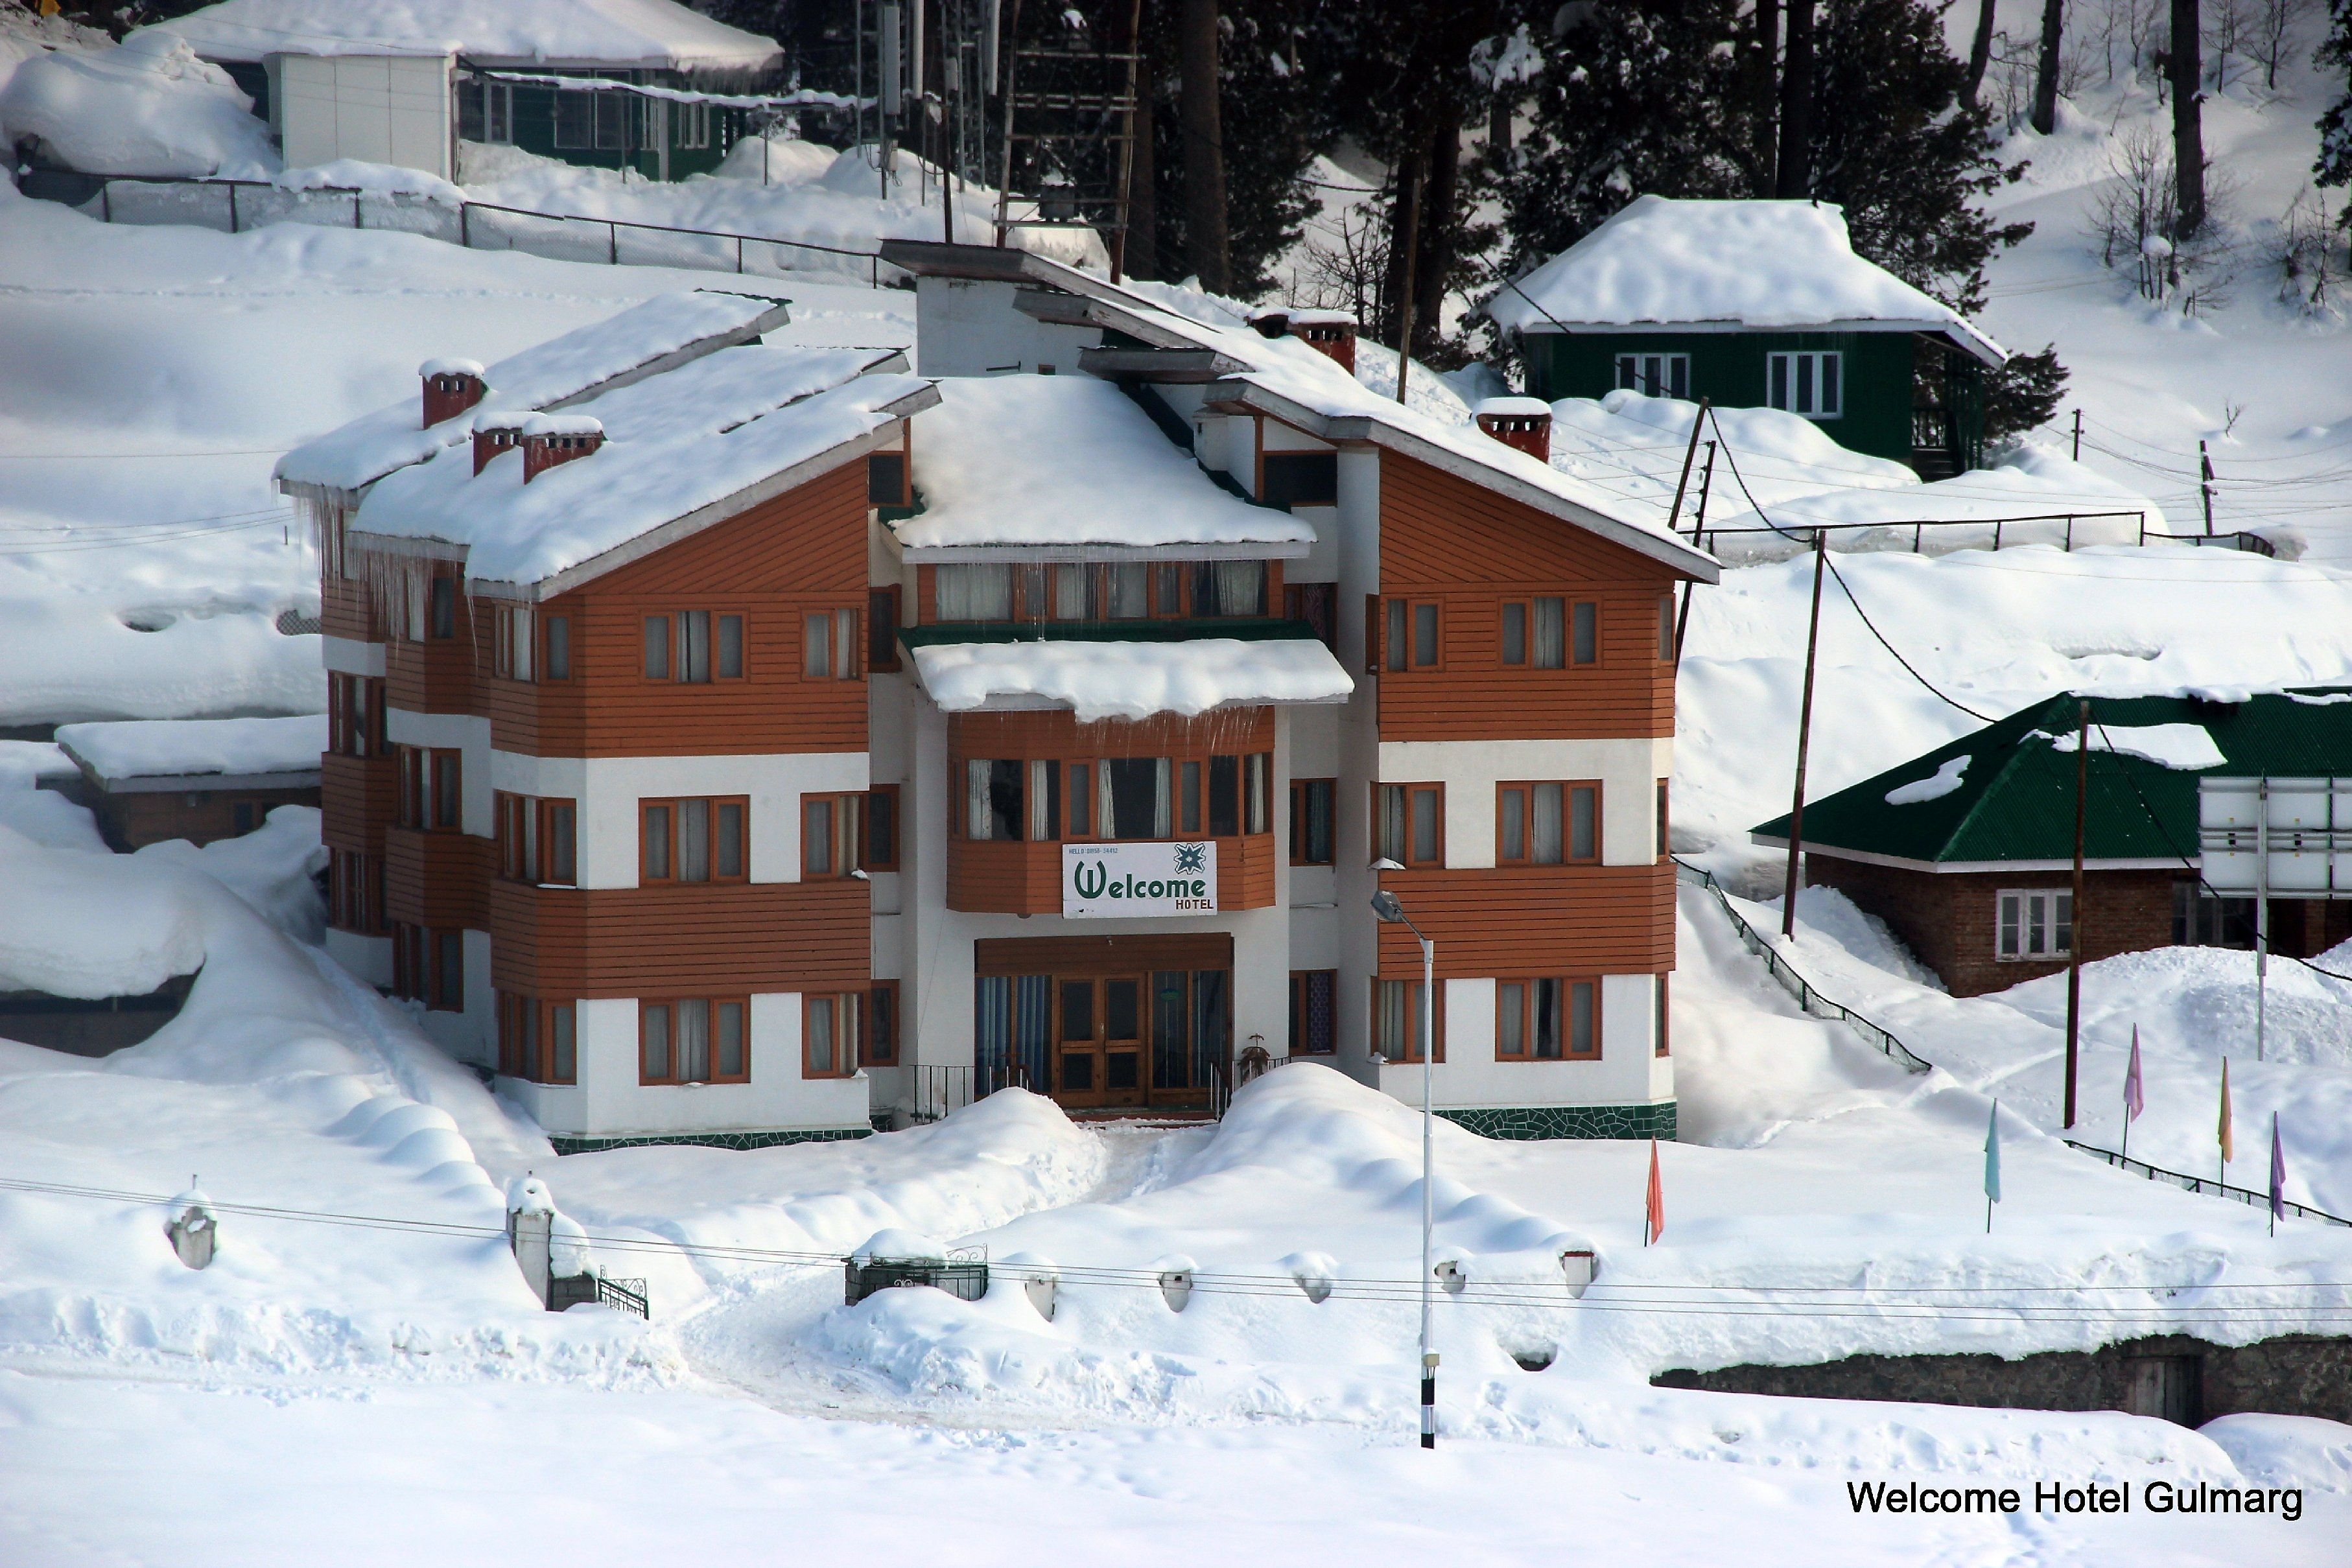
(1753, 688, 2352, 867)
(550, 1126, 873, 1154)
(1439, 1102, 1678, 1141)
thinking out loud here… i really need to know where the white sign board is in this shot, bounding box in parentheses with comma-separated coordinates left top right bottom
(1062, 841, 1218, 917)
(2199, 776, 2352, 896)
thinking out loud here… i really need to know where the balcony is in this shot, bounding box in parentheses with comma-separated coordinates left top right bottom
(385, 637, 474, 715)
(383, 827, 491, 930)
(321, 753, 397, 850)
(487, 878, 869, 998)
(948, 834, 1276, 916)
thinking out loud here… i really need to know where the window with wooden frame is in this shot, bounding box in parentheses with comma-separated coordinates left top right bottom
(1189, 561, 1268, 618)
(491, 604, 534, 681)
(1284, 581, 1337, 649)
(1498, 977, 1599, 1060)
(863, 979, 900, 1067)
(1151, 561, 1186, 619)
(803, 990, 861, 1079)
(1375, 783, 1444, 867)
(804, 607, 860, 679)
(867, 587, 902, 672)
(867, 450, 910, 506)
(1498, 782, 1598, 865)
(1289, 969, 1336, 1055)
(328, 673, 386, 758)
(395, 746, 463, 831)
(1656, 780, 1670, 861)
(641, 797, 749, 884)
(642, 611, 745, 683)
(1500, 596, 1567, 669)
(964, 758, 1026, 841)
(864, 784, 900, 871)
(1996, 889, 2071, 961)
(1261, 451, 1338, 509)
(497, 992, 577, 1084)
(1372, 976, 1444, 1061)
(1654, 974, 1671, 1057)
(495, 793, 576, 885)
(1658, 594, 1675, 662)
(934, 563, 1013, 621)
(640, 997, 749, 1084)
(329, 849, 384, 933)
(1378, 597, 1443, 672)
(428, 575, 458, 640)
(1571, 600, 1599, 666)
(802, 791, 865, 878)
(1291, 778, 1335, 865)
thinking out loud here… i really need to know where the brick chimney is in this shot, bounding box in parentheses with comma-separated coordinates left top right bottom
(1247, 307, 1358, 373)
(420, 358, 487, 428)
(519, 414, 605, 483)
(473, 419, 523, 475)
(1473, 396, 1553, 464)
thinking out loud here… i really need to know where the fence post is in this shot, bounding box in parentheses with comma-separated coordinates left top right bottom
(609, 222, 618, 265)
(228, 183, 239, 233)
(353, 191, 363, 229)
(1913, 522, 1922, 553)
(2065, 515, 2073, 551)
(100, 183, 111, 222)
(736, 235, 744, 273)
(460, 203, 470, 248)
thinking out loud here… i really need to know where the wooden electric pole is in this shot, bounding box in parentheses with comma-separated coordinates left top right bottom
(1781, 528, 1829, 938)
(2064, 696, 2089, 1130)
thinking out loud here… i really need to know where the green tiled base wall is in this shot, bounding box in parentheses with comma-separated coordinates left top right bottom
(549, 1126, 873, 1155)
(1437, 1102, 1677, 1141)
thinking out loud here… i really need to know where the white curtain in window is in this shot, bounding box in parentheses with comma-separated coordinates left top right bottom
(1533, 598, 1565, 668)
(1154, 758, 1172, 837)
(806, 996, 836, 1075)
(1533, 782, 1563, 864)
(1055, 566, 1087, 620)
(937, 564, 1011, 620)
(679, 998, 711, 1082)
(1107, 563, 1147, 618)
(678, 799, 711, 882)
(1029, 760, 1053, 840)
(967, 760, 994, 841)
(1214, 561, 1262, 617)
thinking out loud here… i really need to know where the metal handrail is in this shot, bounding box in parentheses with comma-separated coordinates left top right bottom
(1672, 856, 1933, 1073)
(2064, 1141, 2350, 1228)
(1682, 511, 2274, 559)
(594, 1276, 651, 1318)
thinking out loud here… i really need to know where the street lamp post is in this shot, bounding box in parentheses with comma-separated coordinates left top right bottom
(1370, 867, 1436, 1450)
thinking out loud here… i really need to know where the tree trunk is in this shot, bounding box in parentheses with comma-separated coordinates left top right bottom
(2170, 0, 2205, 235)
(1118, 0, 1154, 279)
(2031, 0, 2064, 133)
(1177, 0, 1229, 293)
(1775, 0, 1815, 198)
(1964, 0, 1998, 106)
(1752, 0, 1780, 196)
(1382, 142, 1422, 351)
(1413, 107, 1463, 363)
(1488, 88, 1512, 156)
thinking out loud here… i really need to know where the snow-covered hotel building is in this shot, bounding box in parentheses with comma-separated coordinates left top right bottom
(283, 254, 1716, 1151)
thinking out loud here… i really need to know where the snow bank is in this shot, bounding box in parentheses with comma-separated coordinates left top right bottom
(897, 376, 1315, 550)
(910, 638, 1352, 721)
(55, 714, 325, 782)
(0, 34, 275, 178)
(1484, 195, 2004, 364)
(2040, 721, 2226, 770)
(147, 0, 781, 72)
(2202, 1414, 2352, 1493)
(133, 804, 327, 941)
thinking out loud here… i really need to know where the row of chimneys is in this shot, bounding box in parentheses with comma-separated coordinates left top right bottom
(1245, 313, 1553, 462)
(423, 362, 604, 483)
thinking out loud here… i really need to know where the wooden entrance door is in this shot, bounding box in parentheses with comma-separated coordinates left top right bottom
(1055, 975, 1148, 1109)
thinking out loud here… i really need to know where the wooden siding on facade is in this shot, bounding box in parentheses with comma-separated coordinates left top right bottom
(488, 879, 870, 999)
(321, 753, 397, 852)
(385, 634, 476, 716)
(1372, 862, 1677, 978)
(322, 577, 377, 642)
(384, 827, 492, 930)
(1375, 452, 1681, 742)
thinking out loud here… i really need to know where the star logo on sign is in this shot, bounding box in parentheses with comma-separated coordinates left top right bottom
(1173, 843, 1208, 874)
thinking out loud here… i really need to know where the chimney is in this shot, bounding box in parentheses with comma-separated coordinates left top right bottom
(420, 357, 488, 428)
(1473, 396, 1553, 464)
(1247, 307, 1359, 374)
(518, 414, 605, 483)
(473, 418, 523, 475)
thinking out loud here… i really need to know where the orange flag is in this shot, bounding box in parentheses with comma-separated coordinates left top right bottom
(1645, 1139, 1665, 1246)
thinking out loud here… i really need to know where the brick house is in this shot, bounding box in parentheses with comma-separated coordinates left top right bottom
(1753, 691, 2352, 997)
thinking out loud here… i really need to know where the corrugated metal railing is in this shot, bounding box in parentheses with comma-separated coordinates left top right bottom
(1672, 856, 1933, 1075)
(2064, 1141, 2349, 1227)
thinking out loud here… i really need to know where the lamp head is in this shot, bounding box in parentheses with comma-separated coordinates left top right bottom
(1370, 890, 1406, 924)
(1369, 856, 1404, 872)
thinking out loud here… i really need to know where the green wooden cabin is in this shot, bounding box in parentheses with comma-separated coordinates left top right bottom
(1485, 197, 2006, 478)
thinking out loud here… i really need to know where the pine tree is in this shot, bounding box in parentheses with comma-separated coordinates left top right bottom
(2318, 0, 2352, 206)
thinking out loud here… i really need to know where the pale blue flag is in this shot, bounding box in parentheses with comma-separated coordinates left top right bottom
(1984, 1099, 2002, 1205)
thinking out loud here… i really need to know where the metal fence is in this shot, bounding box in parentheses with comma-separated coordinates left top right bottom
(18, 167, 888, 288)
(1673, 856, 1934, 1074)
(2065, 1141, 2349, 1228)
(1686, 511, 2275, 560)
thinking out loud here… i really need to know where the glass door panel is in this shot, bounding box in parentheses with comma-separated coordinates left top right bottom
(1057, 977, 1104, 1106)
(1103, 976, 1146, 1105)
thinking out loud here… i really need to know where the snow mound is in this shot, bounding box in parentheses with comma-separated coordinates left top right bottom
(2201, 1414, 2352, 1493)
(0, 824, 206, 998)
(854, 1228, 948, 1261)
(0, 34, 275, 178)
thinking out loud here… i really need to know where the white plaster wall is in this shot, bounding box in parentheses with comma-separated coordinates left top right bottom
(322, 635, 384, 678)
(386, 709, 493, 836)
(506, 992, 871, 1138)
(487, 749, 867, 888)
(911, 278, 1101, 377)
(1378, 736, 1673, 869)
(1332, 446, 1384, 1085)
(1369, 971, 1672, 1110)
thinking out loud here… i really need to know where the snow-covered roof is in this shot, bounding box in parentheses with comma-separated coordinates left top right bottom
(146, 0, 781, 73)
(1479, 196, 2006, 367)
(55, 714, 325, 786)
(909, 637, 1353, 722)
(353, 344, 932, 589)
(895, 377, 1316, 556)
(277, 289, 790, 497)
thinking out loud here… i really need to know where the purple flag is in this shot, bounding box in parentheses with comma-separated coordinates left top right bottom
(2124, 1027, 2145, 1123)
(2270, 1114, 2287, 1222)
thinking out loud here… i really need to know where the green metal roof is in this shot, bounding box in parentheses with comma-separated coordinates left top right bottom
(1752, 689, 2352, 865)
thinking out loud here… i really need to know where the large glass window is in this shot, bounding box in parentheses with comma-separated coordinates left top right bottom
(1614, 352, 1689, 399)
(1767, 351, 1843, 419)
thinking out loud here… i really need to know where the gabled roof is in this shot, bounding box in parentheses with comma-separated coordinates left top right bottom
(278, 289, 794, 498)
(147, 0, 781, 74)
(875, 240, 1719, 584)
(1480, 196, 2005, 368)
(1754, 690, 2352, 869)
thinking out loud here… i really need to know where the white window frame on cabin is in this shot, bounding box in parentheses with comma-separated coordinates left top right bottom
(1767, 351, 1843, 419)
(1995, 889, 2073, 961)
(1613, 353, 1690, 401)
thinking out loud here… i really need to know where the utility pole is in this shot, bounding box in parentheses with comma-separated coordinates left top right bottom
(1781, 528, 1829, 938)
(2064, 697, 2089, 1130)
(2255, 777, 2270, 1061)
(2071, 408, 2082, 462)
(2170, 0, 2207, 237)
(2031, 0, 2064, 134)
(1664, 400, 1712, 670)
(2200, 441, 2216, 535)
(1177, 0, 1230, 294)
(1673, 441, 1717, 668)
(1775, 0, 1816, 197)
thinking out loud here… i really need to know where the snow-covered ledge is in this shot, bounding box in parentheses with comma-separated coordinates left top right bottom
(908, 637, 1353, 722)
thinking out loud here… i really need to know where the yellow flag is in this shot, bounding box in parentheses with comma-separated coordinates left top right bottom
(2219, 1058, 2234, 1164)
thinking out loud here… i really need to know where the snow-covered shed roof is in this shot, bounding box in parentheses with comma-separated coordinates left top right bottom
(1479, 196, 2006, 367)
(277, 289, 791, 498)
(876, 241, 1717, 583)
(894, 376, 1316, 557)
(55, 714, 326, 789)
(1752, 689, 2352, 869)
(147, 0, 781, 74)
(908, 635, 1352, 722)
(351, 343, 934, 590)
